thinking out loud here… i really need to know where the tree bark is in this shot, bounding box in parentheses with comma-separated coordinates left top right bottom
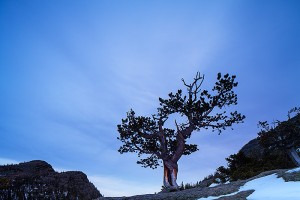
(287, 147, 300, 167)
(161, 123, 194, 190)
(163, 161, 179, 189)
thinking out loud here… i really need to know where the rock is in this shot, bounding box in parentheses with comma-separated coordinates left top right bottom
(0, 160, 102, 200)
(280, 169, 300, 182)
(97, 180, 246, 200)
(239, 139, 264, 159)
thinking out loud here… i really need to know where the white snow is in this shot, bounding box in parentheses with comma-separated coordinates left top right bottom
(208, 183, 220, 187)
(198, 172, 300, 200)
(198, 191, 239, 200)
(209, 180, 230, 188)
(287, 167, 300, 173)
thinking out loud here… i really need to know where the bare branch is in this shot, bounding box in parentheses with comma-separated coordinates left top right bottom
(158, 118, 168, 159)
(182, 72, 205, 103)
(175, 120, 181, 133)
(172, 121, 186, 162)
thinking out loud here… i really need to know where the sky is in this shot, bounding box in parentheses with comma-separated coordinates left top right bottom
(0, 0, 300, 197)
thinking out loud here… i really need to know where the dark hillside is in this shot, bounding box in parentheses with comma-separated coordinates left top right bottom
(0, 160, 102, 200)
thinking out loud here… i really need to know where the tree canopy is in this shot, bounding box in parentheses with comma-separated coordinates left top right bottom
(117, 72, 245, 170)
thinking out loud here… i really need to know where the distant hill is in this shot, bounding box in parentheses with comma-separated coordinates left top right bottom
(0, 160, 102, 200)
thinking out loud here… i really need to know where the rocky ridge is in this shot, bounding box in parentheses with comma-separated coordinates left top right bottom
(0, 160, 102, 200)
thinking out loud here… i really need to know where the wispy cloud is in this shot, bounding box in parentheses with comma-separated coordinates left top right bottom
(1, 0, 300, 197)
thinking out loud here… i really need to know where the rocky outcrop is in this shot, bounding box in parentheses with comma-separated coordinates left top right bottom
(97, 168, 300, 200)
(0, 160, 102, 200)
(239, 138, 265, 159)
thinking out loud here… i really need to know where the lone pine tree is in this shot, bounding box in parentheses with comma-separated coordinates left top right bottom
(117, 72, 245, 190)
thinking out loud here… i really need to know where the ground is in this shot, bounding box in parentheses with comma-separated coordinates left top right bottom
(97, 168, 300, 200)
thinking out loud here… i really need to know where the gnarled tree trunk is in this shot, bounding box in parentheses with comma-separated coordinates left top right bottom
(162, 123, 191, 190)
(163, 160, 179, 189)
(287, 147, 300, 167)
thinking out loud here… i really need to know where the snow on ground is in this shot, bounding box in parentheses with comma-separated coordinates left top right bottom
(198, 172, 300, 200)
(208, 183, 220, 187)
(198, 191, 239, 200)
(287, 167, 300, 173)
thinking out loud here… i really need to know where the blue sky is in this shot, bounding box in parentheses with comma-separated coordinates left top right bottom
(1, 0, 300, 197)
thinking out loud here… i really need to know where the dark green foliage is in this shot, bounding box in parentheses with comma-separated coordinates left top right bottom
(216, 151, 294, 182)
(214, 107, 300, 182)
(179, 181, 203, 190)
(158, 73, 244, 133)
(258, 107, 300, 152)
(178, 108, 300, 190)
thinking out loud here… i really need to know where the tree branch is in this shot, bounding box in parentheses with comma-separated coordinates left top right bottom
(133, 142, 153, 154)
(182, 72, 205, 102)
(157, 118, 168, 160)
(172, 120, 186, 162)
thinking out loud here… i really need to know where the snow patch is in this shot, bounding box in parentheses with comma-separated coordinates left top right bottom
(198, 173, 300, 200)
(198, 191, 239, 200)
(286, 167, 300, 173)
(208, 183, 219, 187)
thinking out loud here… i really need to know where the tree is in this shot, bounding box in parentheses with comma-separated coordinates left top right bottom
(117, 72, 245, 189)
(216, 150, 293, 182)
(258, 107, 300, 167)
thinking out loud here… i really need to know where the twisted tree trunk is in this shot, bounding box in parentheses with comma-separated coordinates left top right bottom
(162, 122, 193, 190)
(163, 160, 179, 189)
